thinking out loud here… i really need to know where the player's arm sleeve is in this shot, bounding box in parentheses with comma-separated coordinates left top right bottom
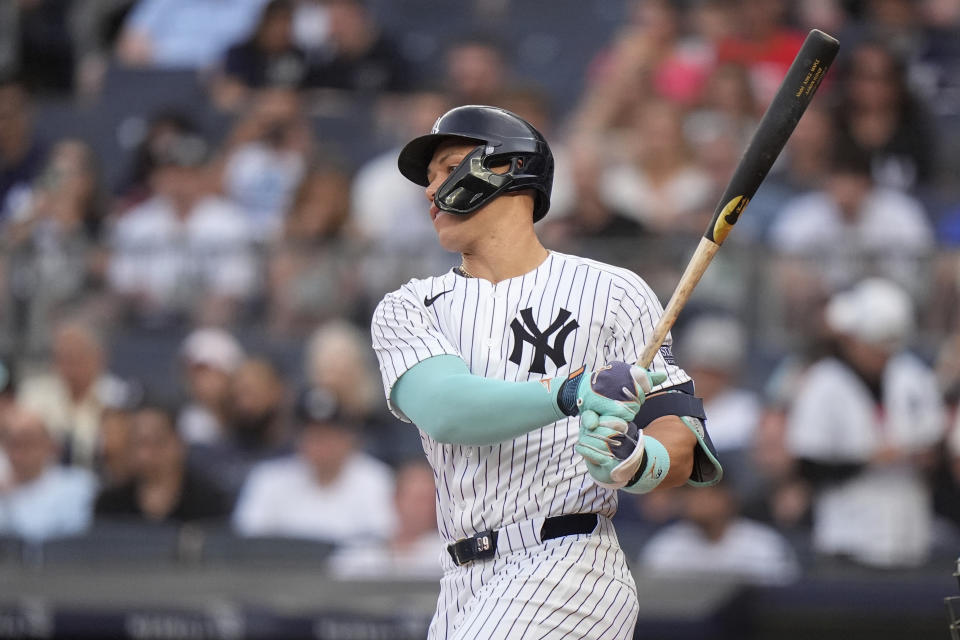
(608, 274, 722, 487)
(372, 291, 567, 446)
(392, 355, 567, 446)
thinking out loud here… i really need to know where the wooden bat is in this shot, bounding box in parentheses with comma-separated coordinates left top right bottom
(636, 28, 839, 368)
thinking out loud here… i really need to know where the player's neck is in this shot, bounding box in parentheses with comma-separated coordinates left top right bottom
(460, 225, 548, 284)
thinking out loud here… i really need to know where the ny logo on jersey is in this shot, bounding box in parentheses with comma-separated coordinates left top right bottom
(509, 307, 579, 375)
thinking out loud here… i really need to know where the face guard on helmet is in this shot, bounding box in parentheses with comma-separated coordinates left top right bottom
(397, 105, 554, 221)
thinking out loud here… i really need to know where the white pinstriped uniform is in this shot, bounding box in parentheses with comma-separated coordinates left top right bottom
(371, 251, 690, 640)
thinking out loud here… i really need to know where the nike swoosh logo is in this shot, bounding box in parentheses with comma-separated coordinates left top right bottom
(424, 289, 454, 307)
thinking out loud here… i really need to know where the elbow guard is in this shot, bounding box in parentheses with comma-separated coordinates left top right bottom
(626, 382, 723, 489)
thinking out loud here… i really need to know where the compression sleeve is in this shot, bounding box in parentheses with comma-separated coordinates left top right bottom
(391, 355, 568, 446)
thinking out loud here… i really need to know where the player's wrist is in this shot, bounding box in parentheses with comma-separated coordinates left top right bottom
(555, 366, 586, 416)
(623, 434, 669, 494)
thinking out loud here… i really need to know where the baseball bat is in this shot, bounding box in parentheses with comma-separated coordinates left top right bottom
(636, 28, 839, 368)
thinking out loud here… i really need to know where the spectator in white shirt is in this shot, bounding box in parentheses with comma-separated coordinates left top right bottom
(330, 458, 445, 579)
(638, 482, 800, 586)
(232, 387, 394, 543)
(0, 405, 96, 541)
(768, 144, 933, 325)
(108, 132, 256, 325)
(786, 278, 946, 567)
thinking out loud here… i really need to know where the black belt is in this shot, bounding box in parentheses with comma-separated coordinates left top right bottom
(446, 513, 599, 566)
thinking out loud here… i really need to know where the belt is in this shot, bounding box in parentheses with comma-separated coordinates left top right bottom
(446, 513, 599, 566)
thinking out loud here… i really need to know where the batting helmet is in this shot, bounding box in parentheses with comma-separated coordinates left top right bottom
(397, 105, 554, 221)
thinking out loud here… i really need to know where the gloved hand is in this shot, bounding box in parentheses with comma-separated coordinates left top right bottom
(574, 410, 646, 489)
(556, 361, 667, 420)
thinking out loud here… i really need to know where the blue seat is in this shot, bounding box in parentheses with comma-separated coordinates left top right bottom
(40, 520, 182, 565)
(198, 527, 336, 566)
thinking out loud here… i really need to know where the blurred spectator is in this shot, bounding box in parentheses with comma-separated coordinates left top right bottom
(739, 105, 835, 242)
(95, 404, 231, 524)
(329, 458, 443, 578)
(3, 139, 106, 357)
(768, 144, 934, 310)
(745, 402, 812, 532)
(685, 63, 759, 151)
(443, 34, 507, 105)
(114, 110, 201, 209)
(304, 320, 378, 420)
(212, 0, 309, 111)
(0, 405, 96, 541)
(599, 99, 713, 234)
(233, 387, 394, 542)
(220, 89, 311, 241)
(302, 319, 425, 464)
(351, 90, 452, 259)
(713, 0, 806, 106)
(786, 278, 946, 567)
(267, 163, 364, 333)
(91, 375, 141, 489)
(573, 0, 713, 135)
(189, 357, 292, 498)
(108, 131, 256, 325)
(96, 401, 135, 489)
(0, 77, 45, 225)
(177, 328, 244, 446)
(679, 315, 762, 497)
(833, 39, 938, 192)
(116, 0, 271, 69)
(304, 0, 410, 93)
(638, 482, 800, 586)
(17, 319, 122, 469)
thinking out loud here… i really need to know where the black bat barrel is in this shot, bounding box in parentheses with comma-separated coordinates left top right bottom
(704, 29, 840, 245)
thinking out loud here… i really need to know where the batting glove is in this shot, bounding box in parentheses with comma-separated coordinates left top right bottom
(557, 361, 667, 419)
(574, 409, 646, 490)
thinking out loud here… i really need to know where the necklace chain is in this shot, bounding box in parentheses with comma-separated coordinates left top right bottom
(458, 261, 474, 278)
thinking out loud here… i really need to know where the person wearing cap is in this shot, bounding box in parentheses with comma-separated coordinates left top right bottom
(177, 328, 245, 445)
(785, 277, 946, 567)
(107, 130, 255, 324)
(232, 387, 394, 543)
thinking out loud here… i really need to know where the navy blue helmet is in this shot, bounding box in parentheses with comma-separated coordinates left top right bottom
(397, 105, 554, 221)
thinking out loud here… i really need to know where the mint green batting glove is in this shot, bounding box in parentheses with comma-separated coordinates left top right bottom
(556, 361, 667, 420)
(574, 409, 647, 490)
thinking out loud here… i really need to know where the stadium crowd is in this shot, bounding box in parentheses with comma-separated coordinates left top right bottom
(1, 0, 960, 583)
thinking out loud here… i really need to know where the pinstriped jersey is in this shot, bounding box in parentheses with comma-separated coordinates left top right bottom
(371, 251, 690, 543)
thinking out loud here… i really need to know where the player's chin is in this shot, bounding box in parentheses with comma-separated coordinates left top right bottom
(433, 212, 472, 251)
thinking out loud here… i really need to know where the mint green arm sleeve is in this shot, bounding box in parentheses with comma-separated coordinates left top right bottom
(391, 355, 568, 446)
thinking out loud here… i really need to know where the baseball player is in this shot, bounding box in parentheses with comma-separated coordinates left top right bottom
(371, 105, 722, 640)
